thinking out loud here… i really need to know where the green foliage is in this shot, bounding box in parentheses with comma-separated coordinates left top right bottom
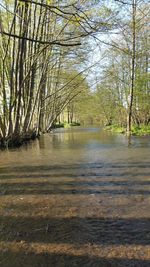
(131, 125, 150, 136)
(64, 122, 71, 128)
(53, 122, 80, 129)
(70, 122, 81, 126)
(53, 123, 65, 129)
(104, 125, 126, 134)
(105, 124, 150, 136)
(0, 0, 150, 144)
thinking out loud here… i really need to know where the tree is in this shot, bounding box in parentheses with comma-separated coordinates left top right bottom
(0, 0, 112, 146)
(94, 0, 149, 132)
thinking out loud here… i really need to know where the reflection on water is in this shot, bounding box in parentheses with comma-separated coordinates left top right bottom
(0, 127, 150, 267)
(1, 126, 150, 167)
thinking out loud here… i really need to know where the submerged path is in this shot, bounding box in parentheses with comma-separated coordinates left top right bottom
(0, 127, 150, 267)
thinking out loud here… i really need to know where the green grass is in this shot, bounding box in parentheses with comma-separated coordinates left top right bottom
(64, 122, 71, 128)
(104, 125, 126, 134)
(105, 124, 150, 136)
(131, 125, 150, 136)
(53, 122, 81, 129)
(64, 122, 81, 128)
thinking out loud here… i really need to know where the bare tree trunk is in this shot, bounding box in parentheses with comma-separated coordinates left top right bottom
(127, 0, 136, 136)
(14, 3, 29, 135)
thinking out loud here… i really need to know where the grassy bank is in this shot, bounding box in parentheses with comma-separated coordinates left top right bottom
(104, 125, 126, 134)
(53, 122, 81, 129)
(131, 125, 150, 136)
(105, 124, 150, 136)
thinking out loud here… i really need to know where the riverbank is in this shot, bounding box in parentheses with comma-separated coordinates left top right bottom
(0, 122, 81, 149)
(105, 124, 150, 136)
(0, 131, 38, 149)
(53, 122, 81, 129)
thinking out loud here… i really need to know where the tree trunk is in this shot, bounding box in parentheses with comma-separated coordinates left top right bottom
(127, 0, 136, 136)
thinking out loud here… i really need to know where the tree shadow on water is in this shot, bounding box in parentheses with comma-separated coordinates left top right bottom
(0, 251, 150, 267)
(0, 163, 150, 266)
(0, 179, 150, 196)
(0, 162, 150, 175)
(0, 216, 150, 245)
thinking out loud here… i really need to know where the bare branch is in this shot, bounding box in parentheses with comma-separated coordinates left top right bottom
(0, 31, 81, 46)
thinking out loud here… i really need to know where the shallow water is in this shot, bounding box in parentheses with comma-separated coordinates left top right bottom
(0, 127, 150, 267)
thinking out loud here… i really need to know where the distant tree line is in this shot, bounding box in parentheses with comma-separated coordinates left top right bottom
(74, 0, 150, 135)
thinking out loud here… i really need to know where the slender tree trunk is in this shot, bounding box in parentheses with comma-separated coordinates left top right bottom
(14, 3, 28, 135)
(127, 0, 136, 136)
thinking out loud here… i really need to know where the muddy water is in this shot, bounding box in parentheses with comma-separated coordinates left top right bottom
(0, 127, 150, 267)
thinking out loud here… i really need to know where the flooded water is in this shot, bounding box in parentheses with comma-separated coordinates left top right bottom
(0, 127, 150, 267)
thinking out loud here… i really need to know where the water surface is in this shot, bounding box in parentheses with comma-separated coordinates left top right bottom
(0, 127, 150, 267)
